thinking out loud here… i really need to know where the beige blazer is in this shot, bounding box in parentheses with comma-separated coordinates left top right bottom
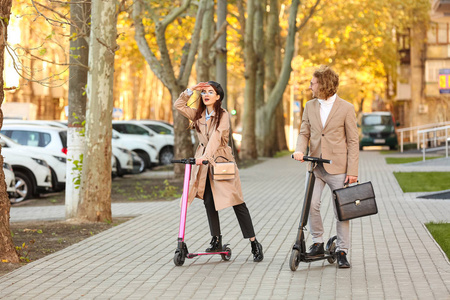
(174, 91, 244, 211)
(295, 96, 359, 176)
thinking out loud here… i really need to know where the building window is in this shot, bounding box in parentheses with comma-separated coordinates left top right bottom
(397, 29, 411, 65)
(425, 60, 450, 82)
(428, 22, 450, 44)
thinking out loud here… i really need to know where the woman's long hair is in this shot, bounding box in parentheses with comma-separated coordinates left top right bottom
(193, 81, 224, 132)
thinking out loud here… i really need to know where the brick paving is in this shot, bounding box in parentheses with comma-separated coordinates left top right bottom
(2, 151, 450, 299)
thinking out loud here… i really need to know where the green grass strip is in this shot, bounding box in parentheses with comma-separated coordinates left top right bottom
(425, 222, 450, 260)
(274, 150, 293, 158)
(393, 172, 450, 192)
(380, 150, 398, 155)
(386, 156, 443, 164)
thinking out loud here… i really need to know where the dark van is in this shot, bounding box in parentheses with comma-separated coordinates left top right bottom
(358, 112, 398, 150)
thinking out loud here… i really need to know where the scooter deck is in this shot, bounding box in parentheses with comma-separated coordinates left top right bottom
(301, 253, 334, 263)
(187, 251, 231, 258)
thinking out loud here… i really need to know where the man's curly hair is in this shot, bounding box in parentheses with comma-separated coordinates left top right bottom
(313, 65, 339, 99)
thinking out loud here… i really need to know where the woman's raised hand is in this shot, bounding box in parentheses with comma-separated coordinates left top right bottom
(190, 82, 210, 91)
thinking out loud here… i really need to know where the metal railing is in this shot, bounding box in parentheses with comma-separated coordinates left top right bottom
(418, 125, 450, 161)
(397, 121, 450, 152)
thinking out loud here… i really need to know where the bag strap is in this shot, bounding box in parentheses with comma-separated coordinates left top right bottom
(212, 112, 236, 162)
(228, 113, 236, 157)
(214, 155, 230, 162)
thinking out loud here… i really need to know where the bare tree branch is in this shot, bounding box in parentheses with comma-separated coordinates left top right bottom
(179, 0, 208, 86)
(296, 0, 321, 32)
(31, 0, 72, 27)
(132, 0, 167, 87)
(209, 20, 228, 49)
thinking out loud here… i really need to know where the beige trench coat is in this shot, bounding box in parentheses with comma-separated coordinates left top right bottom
(174, 91, 244, 211)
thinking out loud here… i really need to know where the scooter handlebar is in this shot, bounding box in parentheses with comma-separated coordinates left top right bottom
(171, 158, 208, 165)
(291, 154, 331, 164)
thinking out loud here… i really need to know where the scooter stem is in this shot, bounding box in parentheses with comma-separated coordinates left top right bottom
(178, 163, 192, 240)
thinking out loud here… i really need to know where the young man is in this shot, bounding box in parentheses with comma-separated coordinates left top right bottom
(292, 66, 359, 268)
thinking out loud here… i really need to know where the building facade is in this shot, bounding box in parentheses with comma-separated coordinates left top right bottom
(395, 0, 450, 129)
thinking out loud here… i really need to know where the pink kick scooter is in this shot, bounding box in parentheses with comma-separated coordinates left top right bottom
(171, 158, 232, 266)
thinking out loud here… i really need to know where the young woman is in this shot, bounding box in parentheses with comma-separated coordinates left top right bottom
(174, 81, 264, 262)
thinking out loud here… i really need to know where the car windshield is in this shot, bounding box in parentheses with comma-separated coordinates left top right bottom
(362, 115, 393, 126)
(143, 124, 173, 135)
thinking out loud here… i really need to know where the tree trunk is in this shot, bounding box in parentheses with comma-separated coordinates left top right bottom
(77, 0, 117, 222)
(256, 0, 300, 156)
(216, 0, 228, 109)
(241, 0, 258, 160)
(275, 98, 288, 151)
(197, 0, 214, 82)
(0, 0, 19, 263)
(66, 0, 90, 219)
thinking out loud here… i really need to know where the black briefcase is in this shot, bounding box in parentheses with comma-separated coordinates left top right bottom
(333, 181, 378, 221)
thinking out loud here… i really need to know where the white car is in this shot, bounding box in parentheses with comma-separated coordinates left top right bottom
(3, 119, 68, 128)
(112, 120, 174, 165)
(1, 145, 52, 202)
(3, 121, 142, 175)
(0, 133, 66, 192)
(111, 129, 158, 169)
(0, 124, 68, 155)
(112, 144, 133, 177)
(138, 120, 174, 135)
(3, 162, 16, 199)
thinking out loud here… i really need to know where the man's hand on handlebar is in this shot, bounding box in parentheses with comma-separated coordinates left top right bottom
(292, 152, 304, 162)
(345, 175, 358, 185)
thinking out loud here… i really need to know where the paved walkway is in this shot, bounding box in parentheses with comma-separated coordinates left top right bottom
(2, 152, 450, 299)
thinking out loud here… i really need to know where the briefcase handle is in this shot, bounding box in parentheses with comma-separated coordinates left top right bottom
(343, 180, 360, 188)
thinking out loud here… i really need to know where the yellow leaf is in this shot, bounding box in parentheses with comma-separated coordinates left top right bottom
(2, 259, 9, 263)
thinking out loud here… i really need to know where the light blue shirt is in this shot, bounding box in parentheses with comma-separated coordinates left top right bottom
(206, 109, 214, 121)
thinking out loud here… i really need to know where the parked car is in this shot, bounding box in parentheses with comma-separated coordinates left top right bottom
(358, 112, 399, 150)
(137, 119, 197, 145)
(1, 142, 52, 202)
(3, 162, 17, 200)
(111, 125, 161, 167)
(3, 119, 68, 129)
(0, 133, 66, 191)
(138, 120, 174, 135)
(112, 145, 133, 177)
(0, 124, 68, 155)
(112, 120, 174, 165)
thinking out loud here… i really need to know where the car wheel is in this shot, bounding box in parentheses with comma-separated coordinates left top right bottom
(14, 171, 34, 203)
(50, 168, 63, 192)
(116, 157, 124, 177)
(159, 147, 174, 165)
(135, 151, 151, 169)
(132, 155, 145, 173)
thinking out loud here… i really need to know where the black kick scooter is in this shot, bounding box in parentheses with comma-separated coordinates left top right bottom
(289, 155, 337, 271)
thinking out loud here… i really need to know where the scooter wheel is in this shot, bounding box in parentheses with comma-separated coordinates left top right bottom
(221, 246, 232, 261)
(173, 250, 185, 266)
(326, 236, 337, 264)
(289, 249, 300, 271)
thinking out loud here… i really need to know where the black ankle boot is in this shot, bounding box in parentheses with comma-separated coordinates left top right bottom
(251, 239, 264, 262)
(205, 235, 222, 252)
